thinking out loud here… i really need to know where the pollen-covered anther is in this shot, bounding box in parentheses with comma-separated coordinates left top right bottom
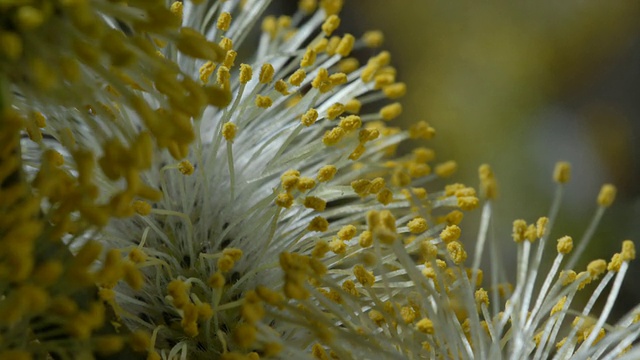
(297, 177, 316, 192)
(217, 12, 232, 31)
(301, 108, 318, 126)
(536, 217, 549, 238)
(336, 34, 355, 57)
(351, 179, 371, 197)
(217, 256, 236, 272)
(339, 115, 362, 132)
(322, 126, 345, 146)
(559, 270, 578, 286)
(475, 288, 489, 307)
(345, 98, 362, 114)
(317, 165, 337, 182)
(338, 225, 357, 240)
(554, 161, 571, 184)
(597, 184, 617, 207)
(198, 61, 216, 83)
(304, 196, 326, 212)
(621, 240, 636, 261)
(363, 30, 384, 48)
(435, 161, 457, 178)
(308, 216, 329, 232)
(512, 219, 527, 243)
(457, 196, 479, 211)
(178, 160, 195, 175)
(329, 238, 347, 254)
(353, 264, 375, 286)
(275, 193, 294, 208)
(447, 241, 467, 264)
(255, 95, 273, 108)
(222, 122, 237, 142)
(207, 272, 225, 288)
(408, 217, 428, 234)
(556, 236, 573, 254)
(551, 296, 567, 316)
(587, 259, 607, 279)
(289, 69, 306, 86)
(440, 225, 461, 243)
(275, 79, 289, 95)
(133, 200, 151, 216)
(338, 57, 360, 74)
(321, 14, 341, 36)
(379, 102, 402, 121)
(416, 318, 434, 334)
(259, 63, 275, 84)
(326, 103, 346, 120)
(300, 47, 317, 67)
(222, 50, 237, 68)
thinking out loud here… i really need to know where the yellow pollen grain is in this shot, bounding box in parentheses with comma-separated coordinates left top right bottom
(587, 259, 607, 278)
(322, 14, 341, 36)
(217, 12, 232, 31)
(416, 318, 434, 334)
(408, 217, 428, 234)
(363, 30, 384, 48)
(338, 225, 357, 240)
(308, 216, 329, 232)
(222, 122, 237, 141)
(336, 34, 355, 57)
(597, 184, 616, 207)
(317, 165, 337, 182)
(259, 63, 275, 84)
(289, 69, 306, 86)
(255, 95, 273, 108)
(440, 225, 461, 243)
(178, 160, 195, 175)
(557, 236, 573, 255)
(551, 296, 567, 316)
(304, 196, 326, 211)
(275, 193, 294, 208)
(554, 161, 571, 184)
(301, 108, 319, 126)
(301, 47, 317, 67)
(379, 102, 402, 121)
(240, 63, 253, 83)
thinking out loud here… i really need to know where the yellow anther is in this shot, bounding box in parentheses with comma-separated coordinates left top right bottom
(275, 79, 290, 95)
(356, 231, 373, 248)
(379, 102, 402, 121)
(223, 50, 237, 68)
(587, 259, 607, 278)
(413, 147, 435, 163)
(416, 318, 434, 334)
(536, 217, 549, 238)
(308, 216, 329, 232)
(312, 240, 330, 258)
(338, 58, 360, 74)
(217, 65, 231, 87)
(475, 288, 489, 306)
(322, 14, 341, 36)
(621, 240, 636, 261)
(512, 220, 527, 243)
(170, 2, 183, 18)
(240, 63, 253, 83)
(275, 193, 294, 208)
(133, 200, 152, 216)
(457, 196, 479, 211)
(128, 248, 147, 264)
(391, 170, 411, 187)
(554, 161, 571, 184)
(338, 225, 357, 240)
(559, 270, 577, 286)
(408, 217, 428, 234)
(351, 179, 371, 197)
(255, 95, 273, 108)
(368, 309, 385, 326)
(301, 48, 317, 67)
(329, 238, 347, 254)
(217, 254, 235, 272)
(597, 184, 616, 207)
(304, 196, 326, 211)
(329, 72, 347, 85)
(261, 16, 277, 39)
(317, 165, 337, 182)
(259, 63, 275, 83)
(440, 225, 461, 243)
(177, 27, 225, 61)
(208, 272, 225, 288)
(345, 98, 362, 114)
(339, 115, 362, 131)
(178, 160, 195, 175)
(321, 0, 344, 15)
(556, 236, 573, 254)
(435, 161, 457, 178)
(223, 248, 243, 261)
(608, 253, 623, 272)
(336, 34, 355, 57)
(363, 30, 384, 48)
(222, 122, 237, 141)
(199, 61, 216, 83)
(359, 128, 379, 143)
(297, 177, 316, 192)
(301, 108, 318, 126)
(326, 103, 346, 120)
(256, 285, 284, 306)
(447, 241, 467, 264)
(219, 37, 233, 52)
(551, 296, 567, 316)
(322, 127, 345, 146)
(289, 69, 306, 86)
(374, 73, 395, 90)
(525, 224, 537, 242)
(311, 38, 329, 54)
(383, 83, 407, 100)
(354, 265, 375, 286)
(123, 261, 143, 290)
(217, 12, 232, 31)
(408, 121, 435, 140)
(375, 188, 392, 205)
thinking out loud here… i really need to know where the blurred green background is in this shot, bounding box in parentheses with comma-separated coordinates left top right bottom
(340, 1, 640, 318)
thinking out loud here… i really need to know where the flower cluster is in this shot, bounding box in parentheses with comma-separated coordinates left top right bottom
(1, 1, 638, 359)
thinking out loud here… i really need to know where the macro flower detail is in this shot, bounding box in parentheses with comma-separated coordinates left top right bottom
(1, 1, 638, 360)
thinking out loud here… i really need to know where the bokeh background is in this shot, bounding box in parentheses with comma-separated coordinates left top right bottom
(274, 1, 640, 319)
